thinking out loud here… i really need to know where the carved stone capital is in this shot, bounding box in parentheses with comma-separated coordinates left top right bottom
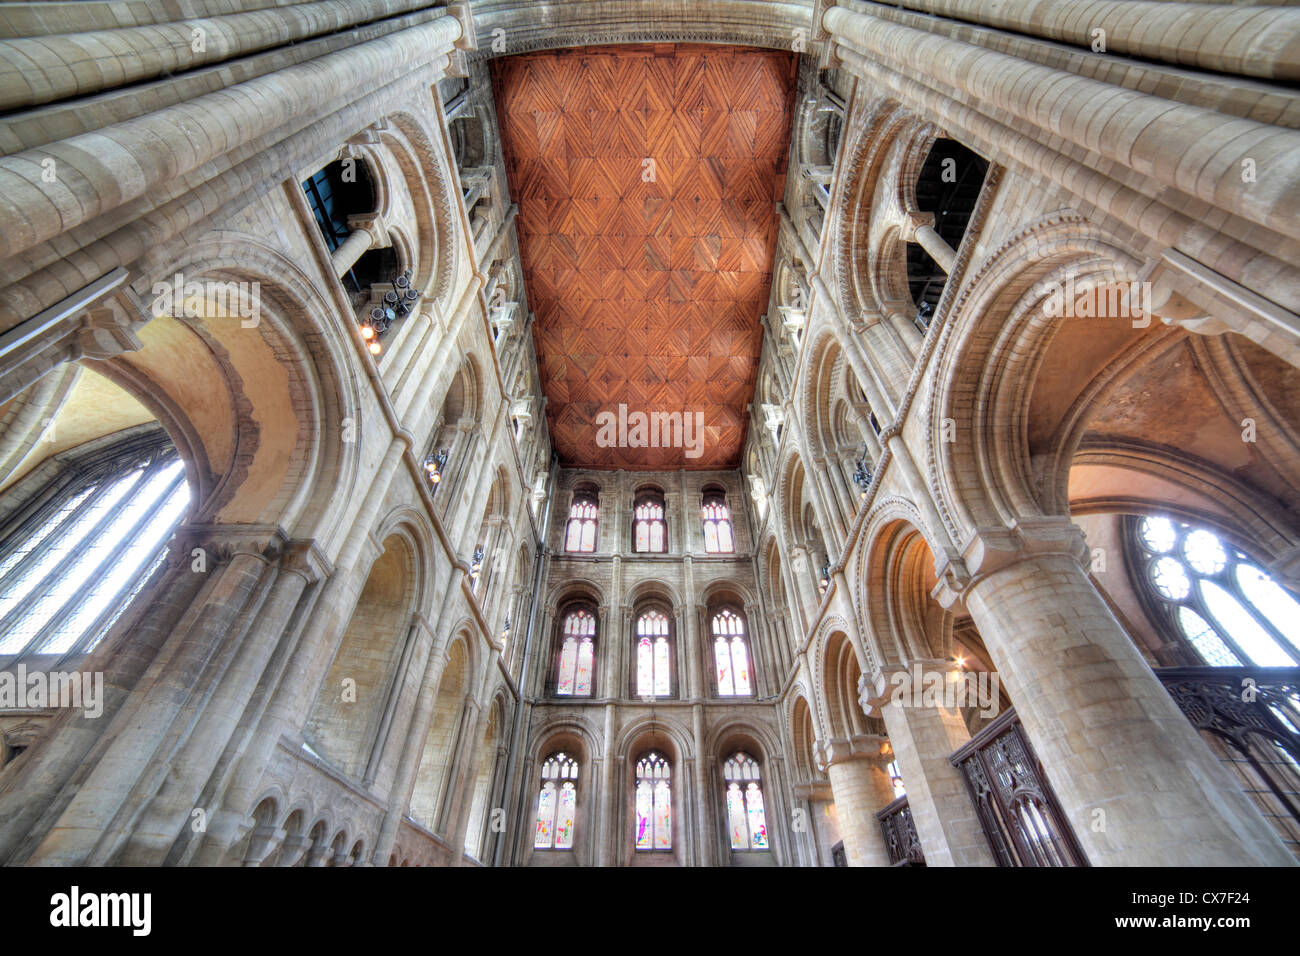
(793, 780, 834, 802)
(346, 211, 389, 247)
(900, 212, 935, 242)
(818, 733, 890, 769)
(171, 523, 290, 567)
(932, 518, 1088, 609)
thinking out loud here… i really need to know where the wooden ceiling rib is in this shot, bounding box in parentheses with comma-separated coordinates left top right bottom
(492, 45, 796, 470)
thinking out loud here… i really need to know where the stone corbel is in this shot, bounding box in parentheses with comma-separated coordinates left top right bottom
(821, 733, 890, 767)
(76, 291, 147, 361)
(448, 0, 476, 51)
(860, 664, 899, 716)
(279, 538, 333, 586)
(778, 304, 806, 338)
(762, 403, 785, 441)
(491, 300, 519, 337)
(1138, 249, 1300, 367)
(803, 164, 834, 186)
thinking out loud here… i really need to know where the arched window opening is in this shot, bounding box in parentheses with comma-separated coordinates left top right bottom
(1132, 516, 1300, 667)
(702, 490, 734, 554)
(712, 607, 752, 696)
(556, 608, 596, 697)
(633, 491, 666, 553)
(723, 753, 770, 850)
(0, 436, 189, 660)
(635, 609, 671, 698)
(301, 159, 381, 300)
(907, 139, 989, 328)
(533, 752, 578, 850)
(564, 492, 598, 553)
(634, 752, 672, 851)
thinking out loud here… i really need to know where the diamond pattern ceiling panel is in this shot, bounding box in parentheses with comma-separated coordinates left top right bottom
(492, 45, 796, 470)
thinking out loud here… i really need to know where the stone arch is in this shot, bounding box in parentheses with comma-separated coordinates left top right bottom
(789, 694, 820, 784)
(105, 237, 359, 537)
(409, 630, 474, 834)
(386, 111, 460, 309)
(821, 630, 868, 741)
(856, 498, 945, 676)
(930, 215, 1150, 539)
(830, 97, 915, 321)
(303, 527, 421, 779)
(523, 718, 601, 865)
(463, 690, 510, 861)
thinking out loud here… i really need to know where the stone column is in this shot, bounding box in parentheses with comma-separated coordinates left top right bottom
(26, 528, 290, 866)
(692, 703, 714, 866)
(943, 520, 1295, 866)
(911, 221, 956, 274)
(371, 620, 454, 865)
(599, 703, 618, 866)
(866, 663, 995, 866)
(121, 535, 327, 865)
(822, 737, 896, 866)
(331, 224, 376, 277)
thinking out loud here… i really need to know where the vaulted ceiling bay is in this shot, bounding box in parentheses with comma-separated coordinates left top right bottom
(491, 45, 797, 470)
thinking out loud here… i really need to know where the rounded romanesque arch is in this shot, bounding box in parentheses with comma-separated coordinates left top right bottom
(928, 215, 1154, 539)
(386, 111, 461, 310)
(103, 237, 361, 536)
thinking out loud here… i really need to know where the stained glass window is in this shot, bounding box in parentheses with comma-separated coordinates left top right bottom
(556, 609, 596, 696)
(564, 494, 598, 553)
(634, 752, 672, 850)
(1132, 516, 1300, 666)
(887, 759, 905, 798)
(633, 494, 666, 553)
(635, 610, 671, 697)
(712, 607, 752, 696)
(534, 752, 578, 849)
(724, 753, 769, 850)
(0, 438, 190, 659)
(702, 492, 734, 553)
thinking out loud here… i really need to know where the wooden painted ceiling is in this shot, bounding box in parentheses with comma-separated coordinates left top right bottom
(492, 45, 796, 470)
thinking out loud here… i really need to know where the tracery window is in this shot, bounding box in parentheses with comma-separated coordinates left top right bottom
(702, 490, 734, 553)
(723, 753, 770, 850)
(533, 752, 578, 850)
(555, 609, 596, 696)
(1132, 516, 1300, 666)
(564, 493, 598, 553)
(0, 437, 190, 658)
(635, 609, 671, 697)
(634, 752, 672, 851)
(633, 492, 666, 553)
(712, 607, 753, 696)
